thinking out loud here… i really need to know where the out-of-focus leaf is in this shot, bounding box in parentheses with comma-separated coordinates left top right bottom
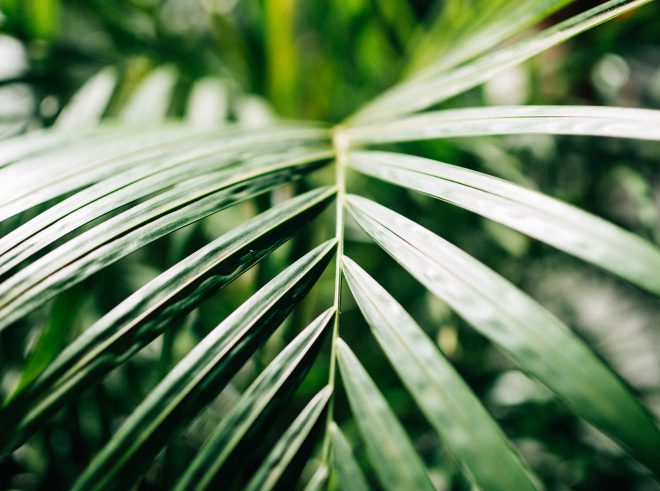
(348, 106, 660, 142)
(55, 68, 117, 130)
(352, 0, 653, 122)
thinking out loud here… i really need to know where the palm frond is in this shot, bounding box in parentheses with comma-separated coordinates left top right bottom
(347, 150, 660, 294)
(2, 1, 659, 489)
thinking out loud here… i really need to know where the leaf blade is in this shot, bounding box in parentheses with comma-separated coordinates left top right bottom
(342, 256, 538, 491)
(71, 240, 336, 491)
(336, 339, 435, 491)
(346, 196, 660, 475)
(348, 105, 660, 142)
(173, 308, 334, 491)
(244, 387, 333, 491)
(348, 150, 660, 294)
(330, 422, 370, 491)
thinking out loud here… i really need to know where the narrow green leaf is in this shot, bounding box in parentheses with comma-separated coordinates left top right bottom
(55, 67, 117, 130)
(244, 387, 332, 491)
(348, 106, 660, 143)
(13, 283, 86, 394)
(336, 339, 435, 491)
(330, 422, 370, 491)
(342, 256, 538, 491)
(0, 125, 211, 217)
(0, 142, 330, 276)
(411, 0, 572, 75)
(71, 240, 336, 491)
(348, 151, 660, 294)
(0, 189, 335, 452)
(0, 127, 100, 169)
(352, 0, 652, 122)
(174, 308, 334, 491)
(0, 151, 332, 332)
(0, 125, 328, 222)
(346, 196, 660, 475)
(303, 464, 329, 491)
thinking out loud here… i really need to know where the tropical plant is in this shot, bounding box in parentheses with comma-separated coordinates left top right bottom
(1, 0, 659, 490)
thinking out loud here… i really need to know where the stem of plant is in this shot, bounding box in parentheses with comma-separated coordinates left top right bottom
(321, 126, 348, 464)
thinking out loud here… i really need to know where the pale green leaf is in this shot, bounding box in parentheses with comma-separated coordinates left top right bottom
(348, 106, 660, 143)
(0, 125, 328, 222)
(55, 67, 117, 130)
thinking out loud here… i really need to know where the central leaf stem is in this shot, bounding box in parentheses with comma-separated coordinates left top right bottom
(321, 126, 349, 463)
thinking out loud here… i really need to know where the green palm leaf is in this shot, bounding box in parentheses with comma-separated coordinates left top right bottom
(2, 1, 659, 489)
(345, 195, 660, 474)
(244, 387, 332, 491)
(336, 339, 436, 491)
(0, 188, 334, 452)
(342, 256, 538, 491)
(329, 423, 370, 491)
(0, 149, 331, 331)
(71, 241, 335, 491)
(174, 308, 334, 491)
(353, 0, 652, 122)
(348, 150, 660, 294)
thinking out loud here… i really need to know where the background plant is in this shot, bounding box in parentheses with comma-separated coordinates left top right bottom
(0, 0, 659, 490)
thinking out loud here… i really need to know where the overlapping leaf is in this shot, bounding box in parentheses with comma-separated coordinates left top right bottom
(71, 240, 336, 491)
(0, 188, 335, 452)
(0, 148, 332, 331)
(336, 339, 435, 491)
(346, 196, 660, 475)
(342, 256, 538, 490)
(174, 308, 334, 491)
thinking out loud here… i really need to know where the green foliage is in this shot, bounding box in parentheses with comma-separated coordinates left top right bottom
(1, 1, 659, 490)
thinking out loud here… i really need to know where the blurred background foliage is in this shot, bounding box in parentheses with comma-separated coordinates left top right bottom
(0, 0, 659, 490)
